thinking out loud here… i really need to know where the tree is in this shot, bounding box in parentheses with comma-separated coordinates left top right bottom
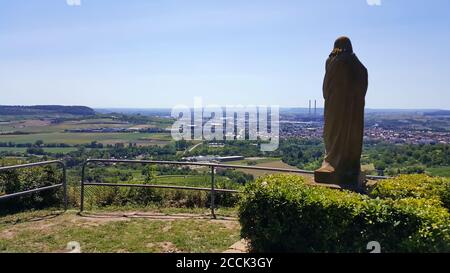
(374, 161, 386, 171)
(144, 165, 158, 184)
(35, 140, 44, 147)
(26, 147, 45, 155)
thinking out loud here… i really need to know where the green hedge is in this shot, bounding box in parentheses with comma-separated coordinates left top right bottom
(369, 174, 450, 210)
(238, 174, 450, 253)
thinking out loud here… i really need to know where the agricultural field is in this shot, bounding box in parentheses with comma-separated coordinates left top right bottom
(426, 166, 450, 177)
(0, 147, 79, 154)
(85, 166, 241, 189)
(0, 132, 171, 146)
(155, 175, 239, 189)
(0, 118, 128, 134)
(361, 164, 376, 174)
(0, 115, 173, 147)
(227, 157, 314, 181)
(225, 157, 283, 166)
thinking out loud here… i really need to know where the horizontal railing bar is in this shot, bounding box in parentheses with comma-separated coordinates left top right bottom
(0, 160, 64, 171)
(85, 159, 314, 174)
(83, 182, 240, 193)
(84, 159, 390, 179)
(209, 163, 315, 174)
(0, 183, 63, 201)
(366, 175, 391, 180)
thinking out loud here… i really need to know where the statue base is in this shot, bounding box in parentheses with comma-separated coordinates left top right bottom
(314, 163, 366, 192)
(314, 169, 339, 185)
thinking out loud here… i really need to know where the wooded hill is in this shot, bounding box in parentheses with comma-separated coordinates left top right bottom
(0, 105, 95, 116)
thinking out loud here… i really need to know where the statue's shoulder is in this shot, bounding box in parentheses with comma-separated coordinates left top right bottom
(349, 54, 368, 72)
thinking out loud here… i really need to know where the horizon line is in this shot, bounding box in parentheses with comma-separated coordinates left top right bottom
(1, 104, 449, 111)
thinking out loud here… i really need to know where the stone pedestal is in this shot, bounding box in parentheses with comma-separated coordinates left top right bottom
(314, 162, 338, 184)
(314, 163, 366, 192)
(314, 169, 339, 185)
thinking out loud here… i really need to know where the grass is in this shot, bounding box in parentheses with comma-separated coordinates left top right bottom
(0, 147, 79, 154)
(0, 132, 171, 145)
(0, 118, 165, 134)
(228, 159, 307, 177)
(90, 173, 241, 188)
(226, 157, 282, 166)
(155, 175, 240, 189)
(0, 209, 240, 253)
(361, 163, 376, 172)
(85, 166, 243, 189)
(426, 166, 450, 177)
(0, 115, 172, 146)
(91, 205, 238, 216)
(2, 122, 128, 134)
(138, 133, 173, 141)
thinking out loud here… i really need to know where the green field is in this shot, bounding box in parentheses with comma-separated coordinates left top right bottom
(426, 166, 450, 177)
(155, 175, 240, 189)
(0, 147, 79, 154)
(0, 116, 173, 147)
(226, 157, 283, 166)
(0, 120, 129, 134)
(227, 158, 306, 175)
(0, 132, 171, 145)
(94, 170, 241, 189)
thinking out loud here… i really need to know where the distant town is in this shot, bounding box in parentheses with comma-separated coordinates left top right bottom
(281, 120, 450, 145)
(280, 105, 450, 144)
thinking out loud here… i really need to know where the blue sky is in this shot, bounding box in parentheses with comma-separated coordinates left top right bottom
(0, 0, 449, 109)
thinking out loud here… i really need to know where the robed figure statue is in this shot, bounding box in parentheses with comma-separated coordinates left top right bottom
(314, 37, 368, 189)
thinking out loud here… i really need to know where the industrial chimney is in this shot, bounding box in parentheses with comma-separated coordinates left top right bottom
(314, 100, 317, 116)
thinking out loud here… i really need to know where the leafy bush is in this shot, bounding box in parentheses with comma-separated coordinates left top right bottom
(369, 174, 450, 210)
(83, 185, 239, 209)
(216, 169, 254, 185)
(0, 166, 64, 215)
(238, 174, 450, 253)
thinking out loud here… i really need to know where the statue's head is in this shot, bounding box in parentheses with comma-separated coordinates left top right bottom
(333, 36, 353, 54)
(329, 36, 354, 58)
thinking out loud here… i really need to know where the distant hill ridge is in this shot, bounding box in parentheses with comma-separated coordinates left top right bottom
(424, 110, 450, 116)
(0, 105, 95, 116)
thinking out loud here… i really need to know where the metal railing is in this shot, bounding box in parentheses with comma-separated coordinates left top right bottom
(0, 158, 389, 217)
(0, 160, 67, 210)
(80, 159, 389, 218)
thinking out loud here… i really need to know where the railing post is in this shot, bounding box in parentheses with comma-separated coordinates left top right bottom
(210, 165, 216, 219)
(62, 163, 68, 211)
(80, 161, 86, 212)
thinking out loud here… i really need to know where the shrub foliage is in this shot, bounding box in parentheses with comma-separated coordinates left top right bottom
(369, 174, 450, 210)
(0, 166, 64, 215)
(238, 174, 450, 253)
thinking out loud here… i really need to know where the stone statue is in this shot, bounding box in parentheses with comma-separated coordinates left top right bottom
(314, 37, 368, 189)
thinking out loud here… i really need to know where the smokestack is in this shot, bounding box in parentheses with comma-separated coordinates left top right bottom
(314, 100, 317, 116)
(309, 100, 311, 115)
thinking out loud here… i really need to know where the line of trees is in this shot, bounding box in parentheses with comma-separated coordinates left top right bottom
(279, 138, 450, 176)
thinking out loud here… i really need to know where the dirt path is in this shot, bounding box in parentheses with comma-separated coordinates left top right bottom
(78, 211, 238, 227)
(223, 239, 249, 253)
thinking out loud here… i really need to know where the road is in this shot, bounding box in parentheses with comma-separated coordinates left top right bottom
(188, 142, 203, 153)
